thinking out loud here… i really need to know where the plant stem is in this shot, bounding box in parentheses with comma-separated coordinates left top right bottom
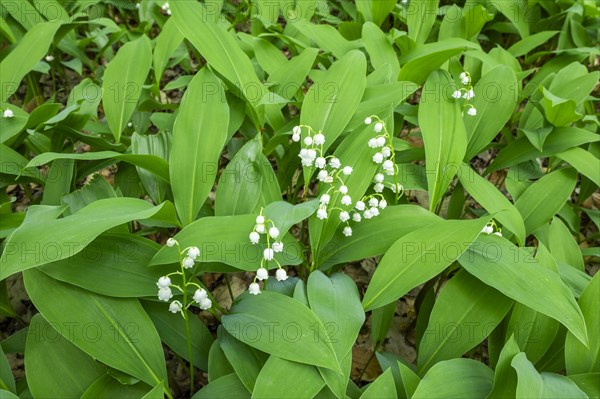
(183, 312, 194, 392)
(179, 246, 195, 393)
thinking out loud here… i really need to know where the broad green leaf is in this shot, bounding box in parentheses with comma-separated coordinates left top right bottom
(488, 127, 599, 173)
(267, 48, 318, 101)
(549, 217, 584, 271)
(207, 341, 234, 382)
(556, 147, 600, 187)
(253, 356, 325, 399)
(265, 200, 319, 236)
(356, 0, 396, 27)
(170, 1, 266, 114)
(508, 31, 560, 57)
(23, 269, 168, 389)
(25, 314, 104, 398)
(464, 65, 518, 159)
(418, 271, 513, 373)
(221, 291, 340, 372)
(398, 39, 479, 84)
(512, 352, 587, 398)
(418, 70, 467, 212)
(0, 198, 177, 280)
(360, 368, 396, 399)
(215, 136, 280, 216)
(505, 304, 559, 365)
(514, 168, 577, 234)
(371, 302, 396, 347)
(40, 233, 168, 297)
(300, 50, 366, 154)
(131, 131, 171, 204)
(540, 87, 582, 127)
(101, 36, 151, 142)
(413, 359, 494, 397)
(218, 328, 268, 392)
(170, 68, 229, 225)
(407, 0, 440, 44)
(62, 174, 117, 214)
(80, 374, 154, 399)
(149, 213, 303, 271)
(346, 81, 418, 131)
(41, 158, 74, 206)
(26, 151, 170, 183)
(0, 144, 45, 183)
(291, 21, 360, 59)
(565, 273, 599, 374)
(153, 17, 184, 85)
(492, 0, 530, 38)
(459, 163, 526, 245)
(0, 345, 14, 394)
(192, 374, 250, 399)
(0, 21, 61, 101)
(398, 362, 421, 398)
(458, 234, 588, 345)
(487, 335, 521, 399)
(362, 22, 399, 77)
(307, 272, 364, 369)
(143, 301, 214, 371)
(363, 217, 490, 311)
(567, 373, 600, 399)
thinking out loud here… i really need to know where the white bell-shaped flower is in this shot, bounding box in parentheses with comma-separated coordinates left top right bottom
(364, 117, 372, 125)
(320, 194, 330, 205)
(275, 268, 288, 281)
(256, 267, 269, 281)
(264, 248, 274, 261)
(166, 238, 178, 247)
(343, 166, 353, 175)
(158, 287, 173, 302)
(3, 109, 14, 118)
(314, 133, 325, 145)
(250, 231, 260, 244)
(355, 201, 366, 211)
(157, 276, 171, 289)
(317, 207, 328, 220)
(343, 226, 352, 237)
(188, 247, 200, 260)
(315, 157, 326, 168)
(374, 122, 384, 133)
(339, 211, 350, 222)
(269, 227, 280, 239)
(329, 158, 341, 169)
(169, 300, 182, 313)
(199, 297, 212, 310)
(341, 195, 352, 206)
(182, 257, 195, 269)
(193, 288, 208, 303)
(249, 282, 261, 295)
(272, 241, 284, 253)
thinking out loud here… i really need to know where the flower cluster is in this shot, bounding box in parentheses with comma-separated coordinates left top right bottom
(364, 116, 404, 196)
(161, 2, 171, 15)
(481, 220, 502, 237)
(292, 125, 326, 168)
(452, 72, 476, 116)
(248, 210, 288, 295)
(155, 238, 212, 315)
